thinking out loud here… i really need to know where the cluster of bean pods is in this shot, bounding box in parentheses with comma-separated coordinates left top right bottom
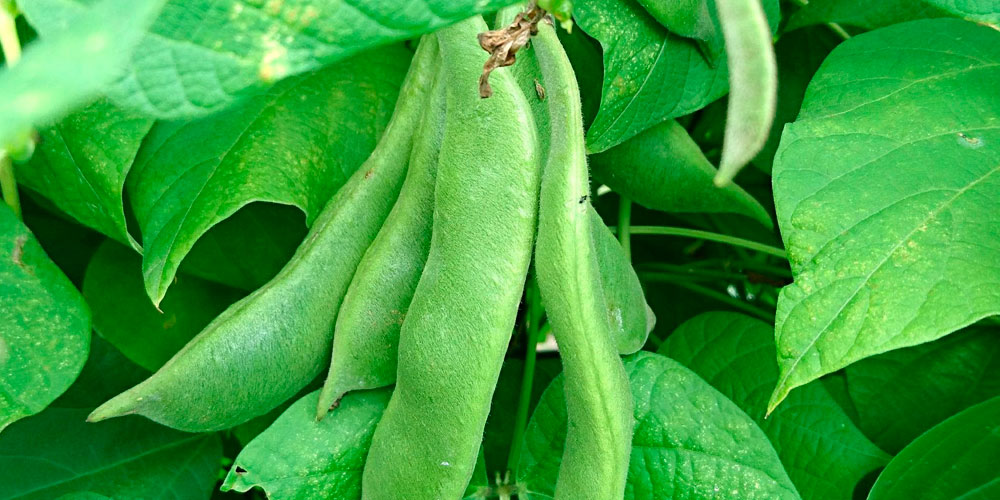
(89, 11, 652, 500)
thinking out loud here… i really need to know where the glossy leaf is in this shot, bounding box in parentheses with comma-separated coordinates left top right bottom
(769, 19, 1000, 410)
(16, 99, 152, 249)
(787, 0, 948, 31)
(868, 396, 1000, 499)
(0, 408, 221, 499)
(221, 388, 391, 499)
(925, 0, 1000, 23)
(575, 0, 779, 153)
(660, 312, 889, 500)
(20, 0, 522, 118)
(844, 325, 1000, 453)
(517, 351, 799, 499)
(0, 0, 161, 147)
(590, 119, 772, 227)
(0, 205, 90, 432)
(127, 47, 408, 303)
(82, 241, 244, 371)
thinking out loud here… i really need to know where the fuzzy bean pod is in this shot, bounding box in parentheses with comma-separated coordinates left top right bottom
(88, 38, 439, 432)
(316, 64, 447, 419)
(361, 18, 540, 499)
(509, 14, 634, 500)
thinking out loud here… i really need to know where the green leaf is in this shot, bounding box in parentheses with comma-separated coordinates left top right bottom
(0, 408, 222, 499)
(0, 205, 90, 433)
(517, 351, 799, 499)
(660, 312, 889, 500)
(575, 0, 779, 153)
(925, 0, 1000, 23)
(0, 0, 161, 147)
(221, 388, 391, 499)
(590, 119, 772, 227)
(635, 0, 717, 42)
(20, 0, 522, 118)
(787, 0, 949, 31)
(126, 46, 409, 303)
(769, 19, 1000, 410)
(868, 396, 1000, 500)
(20, 196, 105, 287)
(82, 241, 244, 372)
(844, 325, 1000, 454)
(51, 335, 150, 409)
(16, 99, 152, 249)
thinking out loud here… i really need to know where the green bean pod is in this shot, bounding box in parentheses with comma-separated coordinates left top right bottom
(713, 0, 777, 186)
(316, 64, 447, 420)
(516, 17, 634, 500)
(361, 18, 540, 499)
(87, 38, 439, 432)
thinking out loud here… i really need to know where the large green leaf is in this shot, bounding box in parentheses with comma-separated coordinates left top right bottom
(517, 351, 799, 499)
(0, 408, 221, 499)
(590, 119, 772, 226)
(868, 396, 1000, 500)
(221, 388, 391, 499)
(127, 46, 408, 303)
(0, 205, 90, 433)
(925, 0, 1000, 23)
(20, 0, 521, 118)
(0, 0, 161, 147)
(16, 99, 152, 249)
(82, 241, 244, 372)
(660, 312, 888, 500)
(769, 19, 1000, 410)
(50, 335, 150, 410)
(843, 325, 1000, 453)
(787, 0, 948, 31)
(575, 0, 779, 153)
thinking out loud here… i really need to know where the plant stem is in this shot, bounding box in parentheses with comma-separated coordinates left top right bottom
(0, 2, 21, 66)
(619, 225, 787, 259)
(507, 278, 542, 474)
(617, 195, 632, 260)
(640, 272, 775, 322)
(787, 0, 851, 40)
(0, 153, 20, 219)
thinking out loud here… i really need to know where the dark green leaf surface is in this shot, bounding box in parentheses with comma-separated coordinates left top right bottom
(21, 0, 521, 118)
(82, 241, 244, 371)
(787, 0, 948, 31)
(867, 396, 1000, 500)
(660, 312, 888, 500)
(517, 351, 799, 499)
(16, 99, 152, 248)
(844, 326, 1000, 453)
(221, 389, 391, 499)
(590, 119, 772, 226)
(575, 0, 779, 153)
(50, 335, 150, 409)
(126, 47, 408, 303)
(0, 205, 90, 432)
(769, 19, 1000, 410)
(0, 408, 221, 499)
(0, 0, 161, 147)
(925, 0, 1000, 23)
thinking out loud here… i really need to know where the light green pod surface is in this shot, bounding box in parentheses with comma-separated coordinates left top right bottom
(520, 19, 634, 500)
(316, 64, 448, 419)
(362, 18, 540, 500)
(87, 39, 439, 433)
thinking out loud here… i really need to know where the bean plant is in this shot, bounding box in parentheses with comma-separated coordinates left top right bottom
(0, 0, 998, 499)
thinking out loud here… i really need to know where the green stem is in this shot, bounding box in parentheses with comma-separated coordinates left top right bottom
(507, 278, 542, 474)
(617, 195, 632, 261)
(787, 0, 850, 40)
(0, 153, 20, 219)
(0, 2, 20, 66)
(640, 272, 774, 322)
(618, 225, 787, 259)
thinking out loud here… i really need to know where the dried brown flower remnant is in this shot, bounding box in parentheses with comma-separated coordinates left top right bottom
(477, 3, 548, 98)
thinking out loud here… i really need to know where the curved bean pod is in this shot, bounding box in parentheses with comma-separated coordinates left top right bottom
(88, 38, 439, 432)
(361, 18, 541, 499)
(316, 64, 448, 419)
(509, 14, 634, 500)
